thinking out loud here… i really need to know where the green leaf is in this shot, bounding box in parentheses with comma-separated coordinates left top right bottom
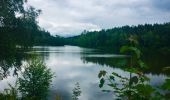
(124, 68, 138, 73)
(99, 78, 105, 88)
(102, 90, 111, 92)
(109, 76, 115, 80)
(98, 71, 102, 78)
(129, 76, 138, 85)
(112, 72, 128, 80)
(108, 84, 116, 88)
(112, 72, 119, 76)
(98, 70, 106, 78)
(138, 60, 147, 69)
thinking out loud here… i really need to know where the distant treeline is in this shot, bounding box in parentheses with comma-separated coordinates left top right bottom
(66, 23, 170, 53)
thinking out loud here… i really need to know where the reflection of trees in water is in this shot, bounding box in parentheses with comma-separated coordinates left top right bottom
(143, 53, 170, 75)
(31, 46, 50, 62)
(81, 56, 128, 68)
(0, 51, 34, 80)
(81, 54, 170, 75)
(72, 82, 81, 100)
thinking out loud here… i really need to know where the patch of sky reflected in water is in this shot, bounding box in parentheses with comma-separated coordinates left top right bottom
(0, 46, 168, 100)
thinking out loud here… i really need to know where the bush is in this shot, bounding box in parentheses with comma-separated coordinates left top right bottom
(18, 58, 53, 100)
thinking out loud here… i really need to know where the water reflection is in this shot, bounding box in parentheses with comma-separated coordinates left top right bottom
(143, 53, 170, 75)
(0, 46, 169, 100)
(32, 46, 115, 100)
(81, 53, 170, 76)
(0, 51, 34, 93)
(0, 52, 32, 80)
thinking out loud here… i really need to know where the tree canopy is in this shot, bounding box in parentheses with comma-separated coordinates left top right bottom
(67, 23, 170, 53)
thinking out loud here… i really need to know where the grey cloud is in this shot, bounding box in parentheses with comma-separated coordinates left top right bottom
(151, 0, 170, 11)
(28, 0, 170, 36)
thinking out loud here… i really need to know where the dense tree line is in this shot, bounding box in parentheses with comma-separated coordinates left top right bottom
(67, 23, 170, 53)
(33, 30, 66, 46)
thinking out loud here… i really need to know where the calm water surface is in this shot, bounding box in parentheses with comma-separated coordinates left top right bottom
(0, 46, 169, 100)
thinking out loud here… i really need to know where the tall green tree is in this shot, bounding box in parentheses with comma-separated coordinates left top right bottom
(0, 0, 41, 51)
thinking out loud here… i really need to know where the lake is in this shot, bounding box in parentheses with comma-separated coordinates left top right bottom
(0, 46, 169, 100)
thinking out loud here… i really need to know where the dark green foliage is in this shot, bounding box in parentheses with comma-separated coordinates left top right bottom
(0, 0, 66, 54)
(160, 78, 170, 99)
(98, 70, 107, 78)
(0, 0, 39, 49)
(0, 0, 25, 27)
(129, 76, 138, 85)
(135, 84, 155, 97)
(162, 79, 170, 90)
(67, 23, 170, 53)
(99, 78, 105, 88)
(18, 59, 53, 100)
(33, 31, 66, 46)
(0, 58, 53, 100)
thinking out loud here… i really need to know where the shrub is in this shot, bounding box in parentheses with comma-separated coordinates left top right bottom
(18, 58, 53, 100)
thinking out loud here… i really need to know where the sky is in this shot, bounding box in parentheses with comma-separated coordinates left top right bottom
(28, 0, 170, 36)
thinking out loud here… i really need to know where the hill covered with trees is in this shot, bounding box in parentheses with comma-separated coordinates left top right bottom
(67, 23, 170, 53)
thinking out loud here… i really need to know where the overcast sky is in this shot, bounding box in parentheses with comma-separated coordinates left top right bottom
(28, 0, 170, 36)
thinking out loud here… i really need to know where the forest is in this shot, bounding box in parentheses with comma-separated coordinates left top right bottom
(67, 23, 170, 53)
(0, 0, 170, 100)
